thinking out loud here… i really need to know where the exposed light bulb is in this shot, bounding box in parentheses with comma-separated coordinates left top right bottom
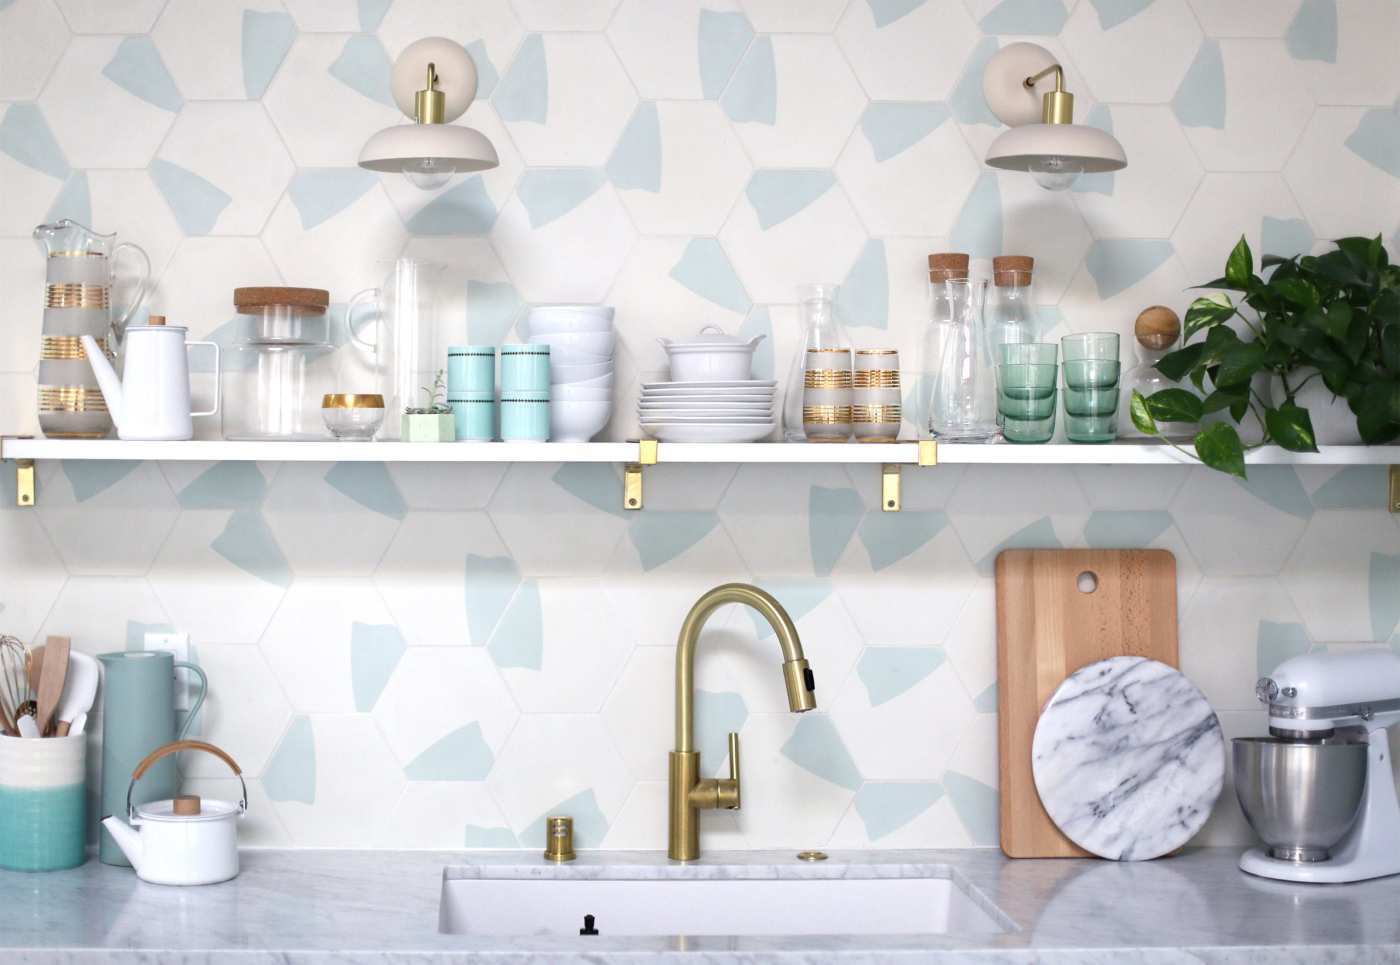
(1028, 155, 1084, 191)
(402, 157, 452, 191)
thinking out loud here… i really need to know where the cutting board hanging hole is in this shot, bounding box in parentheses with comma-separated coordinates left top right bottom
(1076, 571, 1099, 594)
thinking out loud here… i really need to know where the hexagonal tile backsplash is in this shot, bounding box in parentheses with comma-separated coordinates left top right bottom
(2, 0, 1399, 852)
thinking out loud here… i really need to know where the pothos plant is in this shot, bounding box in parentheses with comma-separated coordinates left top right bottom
(1131, 234, 1400, 478)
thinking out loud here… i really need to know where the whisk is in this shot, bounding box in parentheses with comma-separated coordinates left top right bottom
(0, 635, 29, 736)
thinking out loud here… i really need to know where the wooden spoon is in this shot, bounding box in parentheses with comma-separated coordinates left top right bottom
(34, 635, 69, 737)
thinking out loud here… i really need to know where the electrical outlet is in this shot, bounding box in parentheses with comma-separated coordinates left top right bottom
(144, 632, 194, 711)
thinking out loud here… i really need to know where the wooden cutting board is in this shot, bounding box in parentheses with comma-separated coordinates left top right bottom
(995, 548, 1179, 858)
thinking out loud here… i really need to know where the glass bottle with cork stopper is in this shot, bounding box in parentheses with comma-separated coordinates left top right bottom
(987, 255, 1036, 351)
(1120, 305, 1194, 441)
(923, 253, 999, 441)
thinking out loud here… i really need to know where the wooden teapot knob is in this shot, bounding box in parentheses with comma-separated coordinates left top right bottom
(172, 795, 201, 816)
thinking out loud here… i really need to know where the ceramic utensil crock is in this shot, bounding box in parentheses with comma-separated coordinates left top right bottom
(101, 740, 246, 886)
(82, 317, 220, 440)
(0, 733, 86, 871)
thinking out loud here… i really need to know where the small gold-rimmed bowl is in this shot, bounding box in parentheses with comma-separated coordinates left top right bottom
(322, 393, 385, 440)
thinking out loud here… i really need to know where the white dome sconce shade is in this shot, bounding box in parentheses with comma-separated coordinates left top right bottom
(981, 42, 1126, 192)
(358, 37, 500, 190)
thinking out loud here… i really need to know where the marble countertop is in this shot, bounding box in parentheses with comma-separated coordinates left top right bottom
(2, 847, 1398, 963)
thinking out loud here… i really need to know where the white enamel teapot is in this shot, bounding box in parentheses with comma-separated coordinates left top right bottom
(101, 740, 246, 886)
(81, 316, 219, 440)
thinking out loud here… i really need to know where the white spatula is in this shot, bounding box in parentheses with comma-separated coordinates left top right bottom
(54, 651, 99, 737)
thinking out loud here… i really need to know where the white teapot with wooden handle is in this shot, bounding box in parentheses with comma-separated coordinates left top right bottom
(81, 316, 219, 440)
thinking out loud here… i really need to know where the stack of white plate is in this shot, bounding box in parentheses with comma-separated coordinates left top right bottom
(638, 379, 778, 443)
(524, 305, 614, 442)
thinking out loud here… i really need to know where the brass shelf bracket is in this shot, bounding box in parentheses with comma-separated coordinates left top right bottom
(918, 440, 938, 466)
(1389, 465, 1400, 513)
(881, 464, 901, 512)
(2, 436, 36, 507)
(624, 439, 658, 511)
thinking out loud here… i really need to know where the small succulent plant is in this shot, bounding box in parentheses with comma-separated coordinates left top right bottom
(406, 370, 451, 415)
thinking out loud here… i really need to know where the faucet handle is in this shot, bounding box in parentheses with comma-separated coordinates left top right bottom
(719, 732, 741, 810)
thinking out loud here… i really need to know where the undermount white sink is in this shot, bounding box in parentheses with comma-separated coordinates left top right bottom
(439, 867, 1009, 938)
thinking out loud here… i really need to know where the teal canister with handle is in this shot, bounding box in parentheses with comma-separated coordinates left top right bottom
(97, 651, 207, 866)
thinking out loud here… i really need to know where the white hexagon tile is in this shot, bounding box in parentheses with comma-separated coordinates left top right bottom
(4, 0, 1400, 856)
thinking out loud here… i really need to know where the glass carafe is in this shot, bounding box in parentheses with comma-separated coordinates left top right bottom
(782, 283, 850, 442)
(347, 258, 446, 440)
(1120, 305, 1193, 441)
(33, 220, 151, 438)
(986, 261, 1036, 350)
(925, 278, 998, 441)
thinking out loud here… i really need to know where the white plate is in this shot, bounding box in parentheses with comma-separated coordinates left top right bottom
(638, 414, 772, 420)
(642, 380, 777, 391)
(638, 401, 774, 410)
(642, 389, 775, 398)
(642, 422, 776, 443)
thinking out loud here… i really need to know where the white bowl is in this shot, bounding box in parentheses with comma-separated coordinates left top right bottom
(668, 350, 753, 382)
(550, 400, 612, 443)
(554, 384, 612, 401)
(528, 331, 616, 358)
(525, 305, 615, 335)
(561, 371, 615, 389)
(551, 360, 614, 383)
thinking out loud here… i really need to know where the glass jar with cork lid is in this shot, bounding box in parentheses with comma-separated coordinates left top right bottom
(1120, 305, 1193, 441)
(222, 287, 335, 440)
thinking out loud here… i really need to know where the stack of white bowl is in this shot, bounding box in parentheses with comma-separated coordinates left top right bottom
(524, 305, 615, 442)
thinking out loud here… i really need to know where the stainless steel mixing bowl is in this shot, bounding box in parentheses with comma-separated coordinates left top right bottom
(1233, 736, 1368, 861)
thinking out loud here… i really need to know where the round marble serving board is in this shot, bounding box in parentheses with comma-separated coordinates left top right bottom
(1031, 655, 1225, 861)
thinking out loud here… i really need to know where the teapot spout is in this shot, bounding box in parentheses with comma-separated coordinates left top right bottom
(79, 335, 122, 430)
(100, 815, 143, 870)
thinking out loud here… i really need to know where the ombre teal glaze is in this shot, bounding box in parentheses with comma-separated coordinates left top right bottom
(0, 783, 86, 871)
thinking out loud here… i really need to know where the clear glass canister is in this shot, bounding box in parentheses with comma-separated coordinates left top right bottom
(1120, 305, 1193, 440)
(925, 276, 999, 442)
(223, 287, 335, 440)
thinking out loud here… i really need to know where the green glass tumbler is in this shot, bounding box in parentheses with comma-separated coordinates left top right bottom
(997, 363, 1057, 443)
(1000, 342, 1058, 366)
(1061, 332, 1120, 362)
(1064, 384, 1119, 443)
(1004, 388, 1058, 443)
(1063, 359, 1121, 390)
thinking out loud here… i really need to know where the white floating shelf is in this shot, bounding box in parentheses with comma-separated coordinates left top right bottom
(4, 437, 1399, 466)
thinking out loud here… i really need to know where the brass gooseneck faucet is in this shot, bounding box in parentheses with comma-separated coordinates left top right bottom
(668, 583, 817, 861)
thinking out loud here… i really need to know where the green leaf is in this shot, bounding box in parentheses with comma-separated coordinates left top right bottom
(1229, 396, 1250, 421)
(1271, 276, 1317, 307)
(1261, 254, 1298, 270)
(1183, 293, 1235, 339)
(1194, 423, 1247, 479)
(1155, 343, 1205, 381)
(1342, 305, 1369, 364)
(1382, 325, 1400, 373)
(1264, 402, 1318, 453)
(1374, 289, 1400, 329)
(1215, 342, 1266, 388)
(1145, 388, 1204, 423)
(1130, 391, 1157, 436)
(1226, 236, 1254, 289)
(1201, 387, 1247, 414)
(1192, 276, 1251, 294)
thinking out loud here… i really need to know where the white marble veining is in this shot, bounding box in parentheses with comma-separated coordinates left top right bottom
(1032, 656, 1227, 861)
(1, 848, 1399, 962)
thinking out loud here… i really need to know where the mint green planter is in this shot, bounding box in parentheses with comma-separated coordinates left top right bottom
(402, 412, 455, 442)
(0, 734, 87, 871)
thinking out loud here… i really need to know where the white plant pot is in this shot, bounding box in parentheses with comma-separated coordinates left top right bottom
(1269, 369, 1363, 446)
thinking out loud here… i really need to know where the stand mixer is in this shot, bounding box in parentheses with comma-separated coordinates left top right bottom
(1235, 650, 1400, 883)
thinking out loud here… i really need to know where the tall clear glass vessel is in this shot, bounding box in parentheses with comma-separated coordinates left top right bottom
(987, 256, 1036, 349)
(925, 277, 999, 441)
(782, 283, 849, 442)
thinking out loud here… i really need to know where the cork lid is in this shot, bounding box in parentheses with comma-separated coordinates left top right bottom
(1135, 305, 1181, 351)
(147, 314, 167, 326)
(234, 287, 330, 315)
(928, 252, 970, 281)
(172, 795, 201, 816)
(992, 255, 1034, 286)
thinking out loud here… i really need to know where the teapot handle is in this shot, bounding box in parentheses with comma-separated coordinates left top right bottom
(187, 341, 221, 418)
(127, 739, 247, 820)
(109, 242, 152, 341)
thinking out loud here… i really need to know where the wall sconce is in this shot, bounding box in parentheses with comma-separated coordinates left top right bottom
(981, 42, 1126, 191)
(358, 37, 500, 190)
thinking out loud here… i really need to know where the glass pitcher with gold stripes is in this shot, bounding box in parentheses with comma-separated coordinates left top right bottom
(32, 219, 151, 438)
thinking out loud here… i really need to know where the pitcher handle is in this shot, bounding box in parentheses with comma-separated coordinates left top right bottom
(187, 341, 221, 418)
(346, 287, 380, 354)
(172, 661, 208, 741)
(109, 242, 152, 340)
